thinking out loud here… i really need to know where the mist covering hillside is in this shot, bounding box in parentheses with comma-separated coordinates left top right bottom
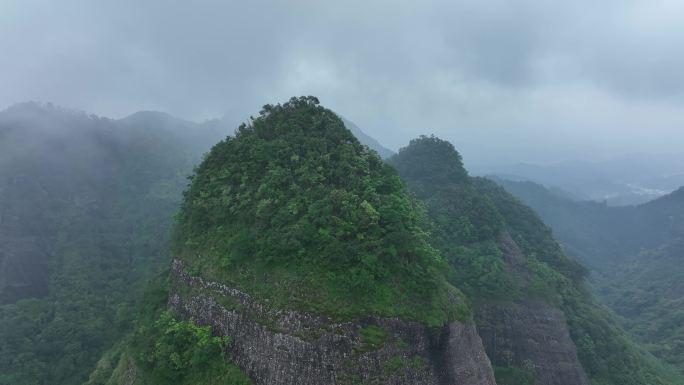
(0, 102, 406, 385)
(476, 155, 684, 206)
(2, 2, 684, 383)
(1, 99, 683, 385)
(495, 178, 684, 374)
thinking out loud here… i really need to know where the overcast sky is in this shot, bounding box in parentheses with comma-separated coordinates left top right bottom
(2, 0, 684, 166)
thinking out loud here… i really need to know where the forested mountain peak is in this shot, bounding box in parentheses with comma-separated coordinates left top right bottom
(646, 185, 684, 205)
(0, 102, 108, 140)
(496, 177, 684, 376)
(2, 101, 89, 118)
(3, 99, 680, 385)
(0, 103, 227, 384)
(391, 136, 681, 385)
(389, 136, 470, 198)
(172, 96, 461, 325)
(120, 110, 187, 127)
(340, 117, 395, 159)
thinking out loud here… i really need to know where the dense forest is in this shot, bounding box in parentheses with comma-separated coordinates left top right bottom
(390, 137, 681, 385)
(0, 100, 417, 385)
(173, 97, 461, 325)
(2, 0, 682, 384)
(1, 99, 682, 385)
(87, 97, 473, 385)
(496, 178, 684, 375)
(0, 103, 226, 385)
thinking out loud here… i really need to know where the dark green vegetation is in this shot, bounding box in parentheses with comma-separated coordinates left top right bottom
(83, 274, 252, 385)
(132, 312, 249, 385)
(493, 365, 535, 385)
(0, 103, 226, 385)
(389, 137, 587, 301)
(132, 298, 234, 383)
(356, 325, 389, 352)
(389, 137, 511, 300)
(173, 97, 462, 325)
(494, 179, 684, 271)
(3, 97, 681, 385)
(497, 178, 684, 375)
(0, 100, 396, 384)
(390, 136, 683, 385)
(600, 240, 684, 371)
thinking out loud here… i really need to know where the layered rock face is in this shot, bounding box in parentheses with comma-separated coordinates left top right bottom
(474, 234, 589, 385)
(169, 260, 497, 385)
(476, 301, 589, 385)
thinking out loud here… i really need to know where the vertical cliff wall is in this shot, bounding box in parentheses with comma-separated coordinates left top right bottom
(473, 234, 589, 385)
(169, 260, 497, 385)
(476, 301, 590, 385)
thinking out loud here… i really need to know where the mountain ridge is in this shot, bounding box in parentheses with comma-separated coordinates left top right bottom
(495, 177, 684, 375)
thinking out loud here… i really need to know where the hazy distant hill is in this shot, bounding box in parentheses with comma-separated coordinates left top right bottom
(0, 101, 411, 385)
(341, 117, 395, 158)
(494, 178, 684, 270)
(495, 177, 684, 373)
(0, 102, 232, 385)
(0, 104, 393, 306)
(481, 154, 684, 206)
(2, 100, 680, 385)
(0, 104, 225, 305)
(390, 138, 683, 385)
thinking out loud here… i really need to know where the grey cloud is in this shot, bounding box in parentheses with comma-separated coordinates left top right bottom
(1, 0, 684, 165)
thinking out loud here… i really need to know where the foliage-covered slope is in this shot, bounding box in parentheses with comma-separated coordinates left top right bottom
(390, 136, 682, 385)
(0, 103, 226, 385)
(497, 178, 684, 375)
(0, 100, 418, 385)
(475, 179, 681, 385)
(600, 239, 684, 371)
(341, 117, 395, 158)
(494, 179, 684, 271)
(83, 272, 253, 385)
(173, 97, 462, 325)
(87, 99, 480, 385)
(389, 137, 586, 300)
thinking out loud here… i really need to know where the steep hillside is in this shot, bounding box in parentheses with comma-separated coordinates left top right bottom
(0, 101, 394, 385)
(341, 117, 395, 158)
(173, 98, 459, 324)
(5, 98, 679, 385)
(600, 239, 684, 371)
(481, 154, 684, 206)
(91, 97, 496, 385)
(496, 179, 684, 271)
(390, 136, 682, 385)
(0, 103, 227, 385)
(496, 178, 684, 374)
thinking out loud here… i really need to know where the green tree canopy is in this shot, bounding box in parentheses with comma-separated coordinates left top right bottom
(173, 96, 462, 325)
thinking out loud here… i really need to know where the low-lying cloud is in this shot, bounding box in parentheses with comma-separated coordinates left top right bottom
(2, 0, 684, 165)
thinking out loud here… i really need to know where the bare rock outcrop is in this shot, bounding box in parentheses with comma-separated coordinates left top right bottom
(476, 301, 590, 385)
(473, 233, 590, 385)
(169, 260, 497, 385)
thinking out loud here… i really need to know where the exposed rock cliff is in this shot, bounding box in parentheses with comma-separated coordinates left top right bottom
(474, 234, 590, 385)
(476, 301, 589, 385)
(169, 260, 497, 385)
(387, 138, 594, 385)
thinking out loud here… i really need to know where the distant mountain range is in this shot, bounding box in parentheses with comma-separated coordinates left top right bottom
(495, 177, 684, 373)
(1, 100, 681, 385)
(0, 103, 392, 306)
(341, 117, 395, 158)
(479, 154, 684, 206)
